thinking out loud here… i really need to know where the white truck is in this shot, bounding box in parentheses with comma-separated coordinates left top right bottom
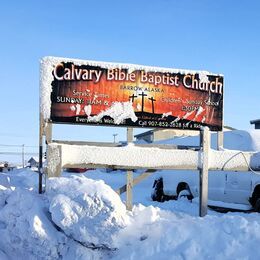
(151, 169, 260, 212)
(151, 130, 260, 211)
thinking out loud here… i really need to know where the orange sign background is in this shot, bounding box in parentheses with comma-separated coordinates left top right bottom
(50, 62, 223, 131)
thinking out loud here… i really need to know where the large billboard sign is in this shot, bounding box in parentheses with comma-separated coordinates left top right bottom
(40, 57, 223, 131)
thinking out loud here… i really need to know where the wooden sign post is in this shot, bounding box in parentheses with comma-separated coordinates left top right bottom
(126, 128, 134, 211)
(199, 127, 210, 217)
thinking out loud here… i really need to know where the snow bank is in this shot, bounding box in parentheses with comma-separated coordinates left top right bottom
(0, 188, 67, 260)
(113, 204, 260, 260)
(0, 174, 10, 189)
(0, 168, 39, 190)
(47, 175, 128, 248)
(2, 168, 260, 259)
(0, 171, 126, 259)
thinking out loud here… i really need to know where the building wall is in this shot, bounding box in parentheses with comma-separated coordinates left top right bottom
(255, 123, 260, 129)
(136, 134, 153, 143)
(136, 128, 229, 143)
(143, 135, 153, 143)
(153, 129, 199, 141)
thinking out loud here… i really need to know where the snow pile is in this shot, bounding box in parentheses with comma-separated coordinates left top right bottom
(9, 168, 39, 189)
(87, 101, 137, 124)
(1, 168, 260, 259)
(0, 188, 67, 260)
(113, 204, 260, 260)
(47, 175, 128, 248)
(0, 171, 128, 259)
(0, 174, 10, 189)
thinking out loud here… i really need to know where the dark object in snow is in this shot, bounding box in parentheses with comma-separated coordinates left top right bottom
(151, 177, 164, 202)
(151, 177, 176, 202)
(140, 235, 148, 241)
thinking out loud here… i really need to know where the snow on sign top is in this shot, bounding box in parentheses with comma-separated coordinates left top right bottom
(40, 56, 224, 131)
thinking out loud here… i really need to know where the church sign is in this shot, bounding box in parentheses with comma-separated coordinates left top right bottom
(41, 57, 223, 131)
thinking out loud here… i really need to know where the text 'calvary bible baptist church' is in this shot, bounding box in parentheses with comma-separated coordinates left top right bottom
(41, 57, 223, 131)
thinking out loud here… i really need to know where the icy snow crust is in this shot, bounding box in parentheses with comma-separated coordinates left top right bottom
(40, 56, 222, 120)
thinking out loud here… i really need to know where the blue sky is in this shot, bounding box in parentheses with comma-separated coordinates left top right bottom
(0, 0, 260, 163)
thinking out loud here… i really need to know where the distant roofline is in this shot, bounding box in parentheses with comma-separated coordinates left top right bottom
(134, 125, 236, 138)
(134, 130, 154, 138)
(223, 125, 236, 130)
(250, 119, 260, 124)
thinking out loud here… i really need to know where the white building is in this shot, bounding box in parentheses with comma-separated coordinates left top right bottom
(135, 126, 235, 143)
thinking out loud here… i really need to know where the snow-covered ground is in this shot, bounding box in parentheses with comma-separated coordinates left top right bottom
(1, 168, 260, 259)
(0, 130, 260, 259)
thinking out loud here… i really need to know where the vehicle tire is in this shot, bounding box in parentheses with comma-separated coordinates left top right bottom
(254, 198, 260, 213)
(176, 183, 193, 201)
(178, 190, 191, 200)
